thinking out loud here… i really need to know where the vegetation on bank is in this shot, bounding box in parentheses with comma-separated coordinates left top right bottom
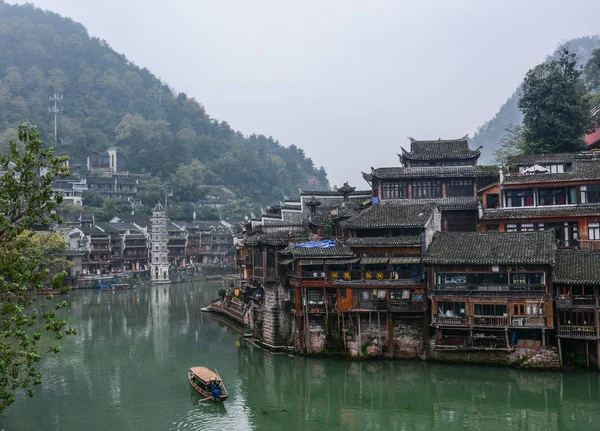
(0, 123, 74, 413)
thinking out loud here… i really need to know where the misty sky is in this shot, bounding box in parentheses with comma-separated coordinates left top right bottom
(9, 0, 600, 189)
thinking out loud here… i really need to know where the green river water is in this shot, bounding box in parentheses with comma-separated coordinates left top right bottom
(2, 280, 600, 431)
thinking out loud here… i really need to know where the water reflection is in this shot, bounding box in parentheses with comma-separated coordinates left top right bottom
(2, 281, 600, 431)
(238, 344, 600, 431)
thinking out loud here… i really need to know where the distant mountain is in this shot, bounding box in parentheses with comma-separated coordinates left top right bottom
(0, 0, 329, 206)
(471, 36, 600, 163)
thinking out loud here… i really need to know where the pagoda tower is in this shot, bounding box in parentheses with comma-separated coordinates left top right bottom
(150, 203, 171, 284)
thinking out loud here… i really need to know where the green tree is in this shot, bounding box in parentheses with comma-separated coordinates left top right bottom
(518, 47, 591, 154)
(584, 47, 600, 93)
(82, 190, 104, 207)
(170, 159, 205, 202)
(0, 123, 74, 413)
(492, 125, 526, 165)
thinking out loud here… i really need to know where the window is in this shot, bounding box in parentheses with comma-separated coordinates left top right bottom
(581, 185, 600, 204)
(411, 180, 442, 198)
(486, 194, 499, 209)
(339, 288, 347, 299)
(390, 289, 411, 300)
(513, 303, 525, 316)
(506, 224, 517, 232)
(520, 223, 534, 232)
(382, 181, 408, 199)
(589, 223, 600, 240)
(505, 189, 534, 207)
(474, 304, 507, 316)
(446, 179, 473, 197)
(436, 301, 465, 318)
(447, 215, 476, 232)
(411, 161, 442, 167)
(538, 187, 576, 206)
(511, 273, 543, 286)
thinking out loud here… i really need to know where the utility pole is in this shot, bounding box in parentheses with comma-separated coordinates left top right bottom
(48, 94, 63, 146)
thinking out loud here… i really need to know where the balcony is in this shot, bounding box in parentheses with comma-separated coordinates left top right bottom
(579, 240, 600, 251)
(472, 316, 508, 327)
(556, 296, 597, 309)
(558, 325, 598, 339)
(435, 334, 509, 351)
(389, 300, 424, 313)
(432, 316, 466, 326)
(353, 299, 388, 311)
(510, 317, 547, 327)
(432, 284, 546, 299)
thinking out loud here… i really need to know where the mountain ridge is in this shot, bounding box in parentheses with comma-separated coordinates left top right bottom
(0, 0, 330, 209)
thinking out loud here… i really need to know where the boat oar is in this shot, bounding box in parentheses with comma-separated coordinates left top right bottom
(199, 396, 213, 402)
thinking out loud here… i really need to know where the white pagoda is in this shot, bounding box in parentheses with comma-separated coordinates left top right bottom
(150, 203, 171, 284)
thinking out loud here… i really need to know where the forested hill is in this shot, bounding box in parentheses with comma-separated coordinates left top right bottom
(0, 0, 329, 206)
(471, 36, 600, 163)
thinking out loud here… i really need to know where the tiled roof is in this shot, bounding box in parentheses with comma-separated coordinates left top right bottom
(370, 166, 476, 179)
(345, 236, 422, 246)
(507, 153, 578, 165)
(383, 197, 480, 211)
(245, 233, 296, 246)
(400, 136, 481, 161)
(300, 189, 372, 197)
(333, 278, 424, 287)
(503, 160, 600, 184)
(341, 203, 435, 229)
(423, 230, 555, 265)
(481, 204, 600, 220)
(554, 251, 600, 284)
(291, 243, 355, 257)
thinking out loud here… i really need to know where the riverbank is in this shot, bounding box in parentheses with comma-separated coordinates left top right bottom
(206, 301, 569, 370)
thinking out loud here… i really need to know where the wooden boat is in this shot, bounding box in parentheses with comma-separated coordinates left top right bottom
(188, 366, 229, 402)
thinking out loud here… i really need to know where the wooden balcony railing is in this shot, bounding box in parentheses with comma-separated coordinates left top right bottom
(579, 240, 600, 251)
(353, 299, 387, 311)
(557, 296, 598, 309)
(389, 300, 424, 313)
(511, 317, 547, 327)
(432, 285, 545, 298)
(472, 316, 508, 327)
(432, 316, 466, 326)
(558, 325, 598, 338)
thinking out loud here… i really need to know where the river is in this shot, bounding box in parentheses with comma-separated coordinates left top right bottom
(2, 280, 599, 430)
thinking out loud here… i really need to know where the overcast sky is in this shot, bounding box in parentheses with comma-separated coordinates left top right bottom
(10, 0, 600, 188)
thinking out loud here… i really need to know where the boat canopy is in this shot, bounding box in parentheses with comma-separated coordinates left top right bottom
(190, 366, 220, 382)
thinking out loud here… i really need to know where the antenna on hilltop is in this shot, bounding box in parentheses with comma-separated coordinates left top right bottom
(154, 79, 162, 120)
(48, 94, 63, 146)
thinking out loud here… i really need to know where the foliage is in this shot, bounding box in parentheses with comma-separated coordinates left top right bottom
(471, 37, 600, 161)
(0, 1, 330, 208)
(169, 159, 205, 203)
(217, 289, 226, 299)
(0, 123, 74, 413)
(17, 231, 72, 279)
(584, 47, 600, 93)
(518, 47, 591, 154)
(492, 125, 526, 165)
(82, 189, 103, 207)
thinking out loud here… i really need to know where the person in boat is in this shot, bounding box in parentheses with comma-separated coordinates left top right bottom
(211, 383, 221, 401)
